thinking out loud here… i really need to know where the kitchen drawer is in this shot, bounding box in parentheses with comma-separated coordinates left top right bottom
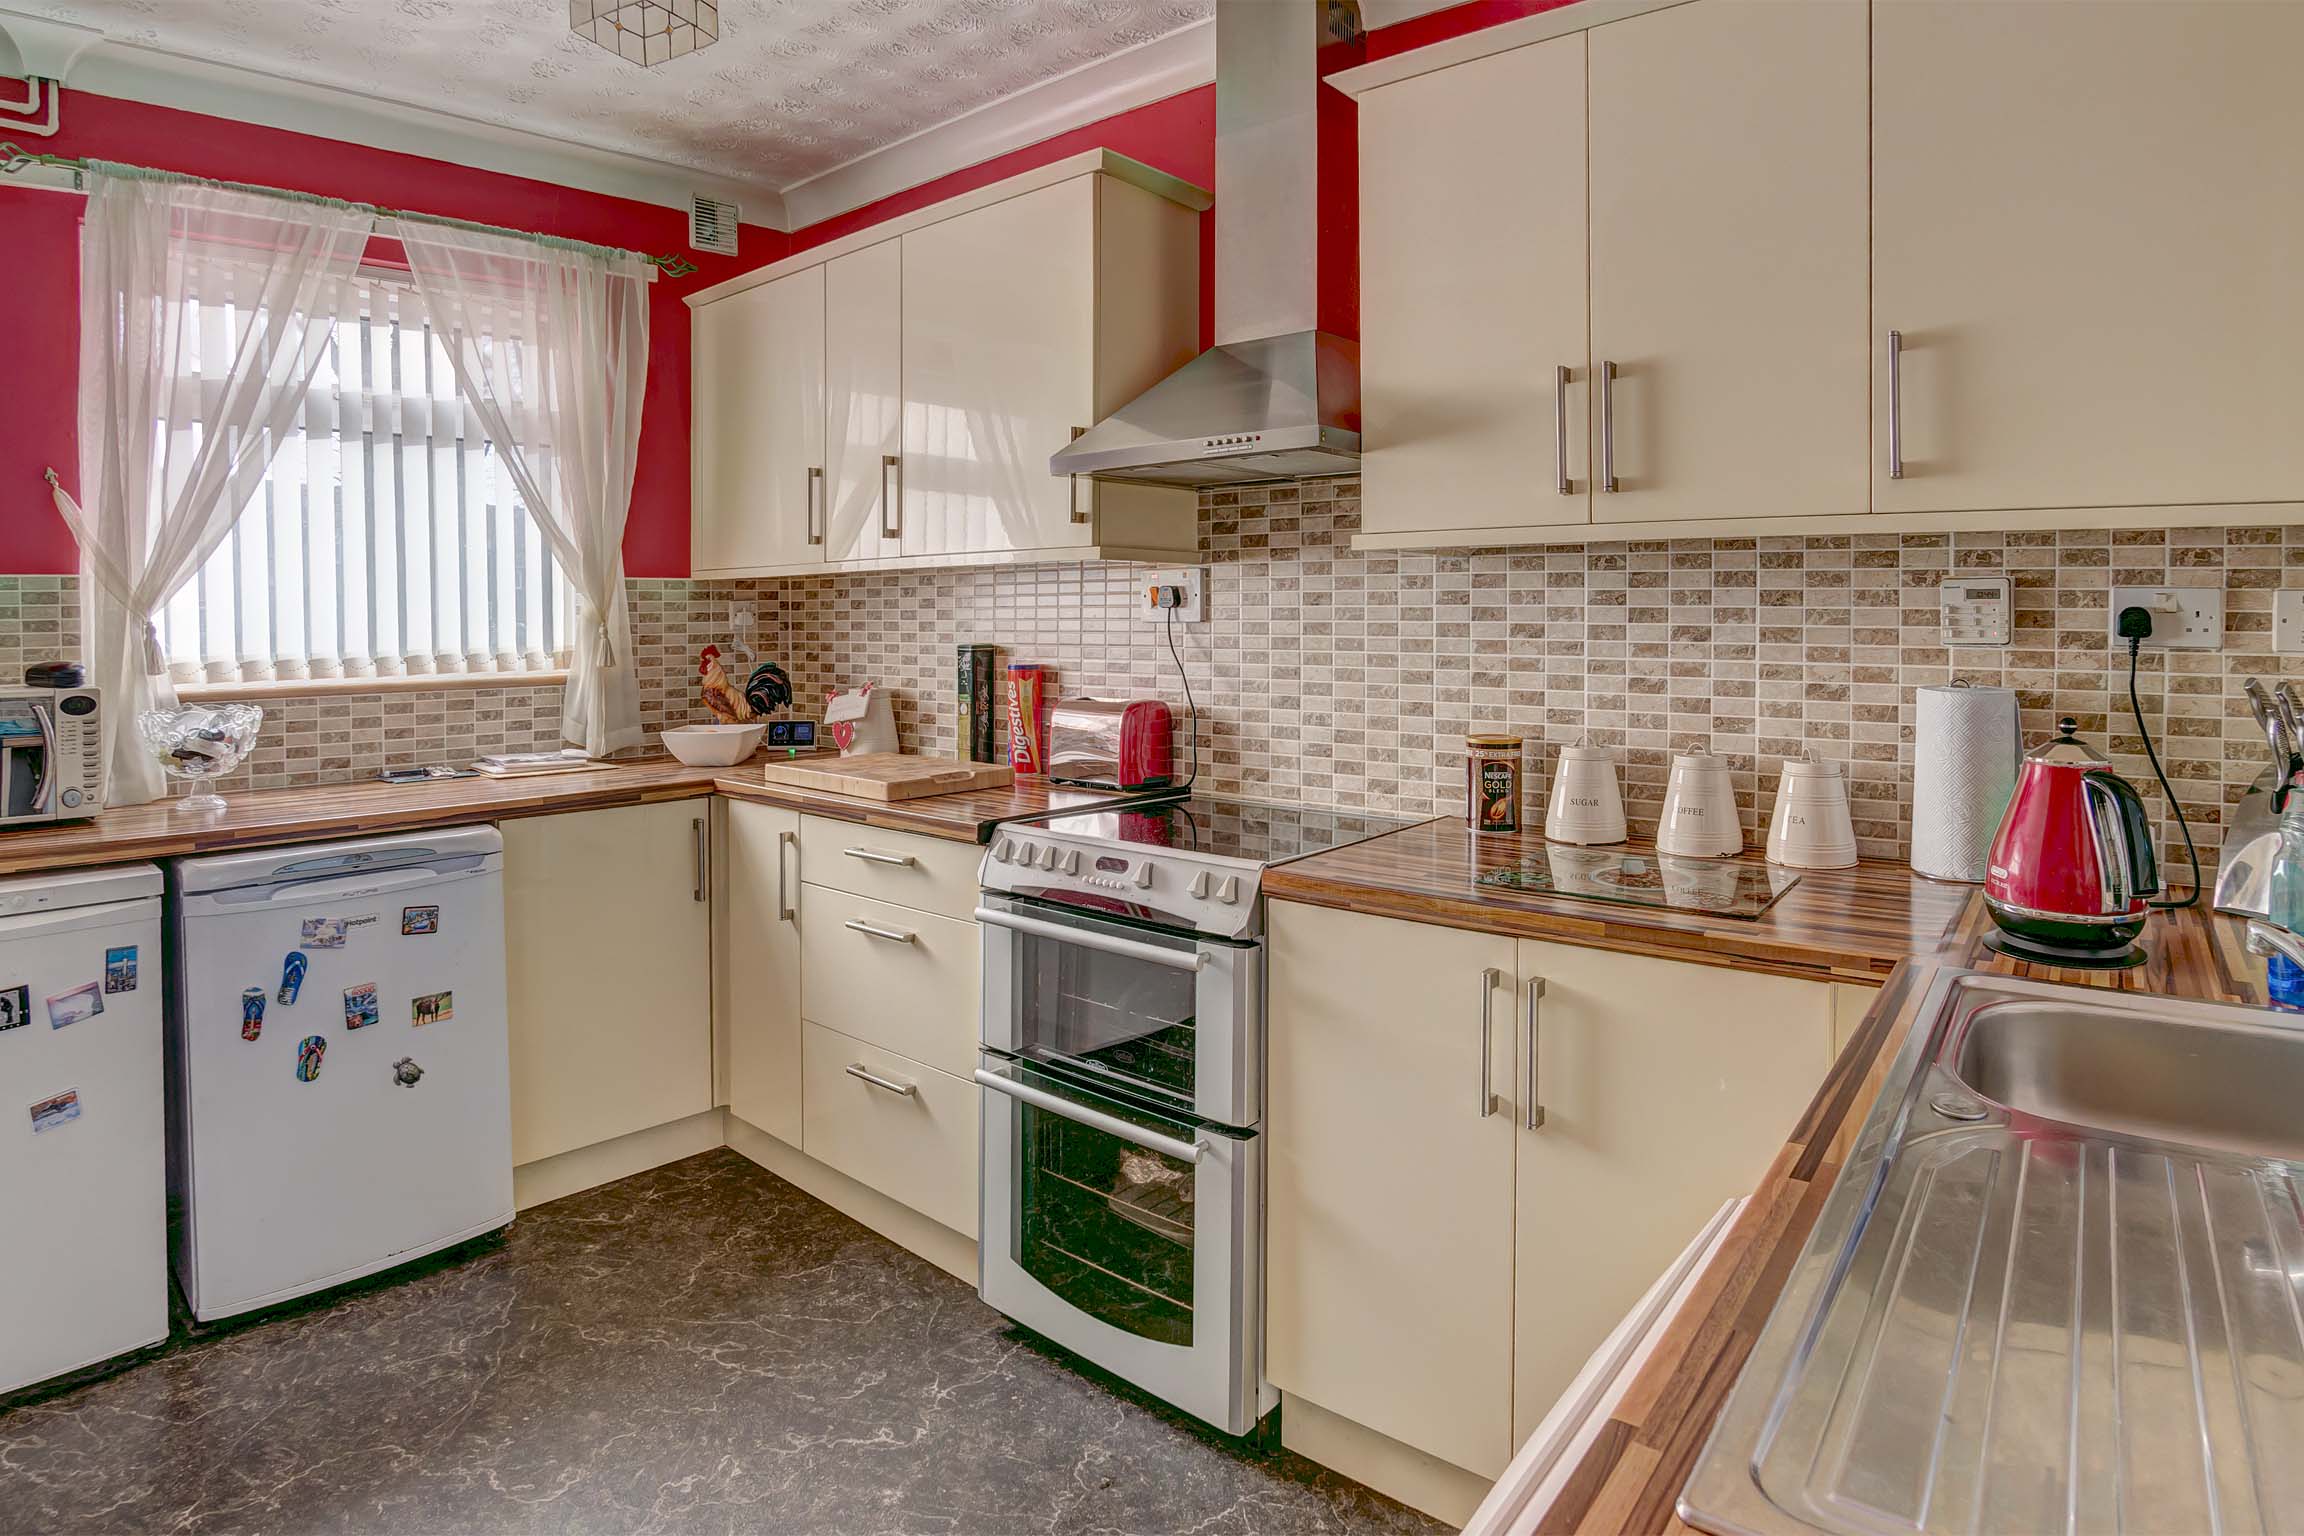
(800, 885, 979, 1077)
(798, 815, 985, 923)
(801, 1021, 978, 1237)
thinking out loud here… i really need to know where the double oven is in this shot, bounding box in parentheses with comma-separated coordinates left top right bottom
(974, 868, 1272, 1435)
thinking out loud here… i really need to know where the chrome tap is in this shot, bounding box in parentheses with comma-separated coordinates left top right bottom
(2246, 920, 2304, 972)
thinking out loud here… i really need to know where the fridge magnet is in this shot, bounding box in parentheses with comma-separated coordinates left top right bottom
(342, 983, 379, 1031)
(46, 982, 103, 1030)
(411, 990, 453, 1028)
(241, 987, 267, 1041)
(278, 951, 308, 1005)
(104, 945, 139, 994)
(0, 984, 28, 1033)
(294, 1036, 327, 1083)
(402, 905, 439, 937)
(29, 1089, 81, 1134)
(300, 916, 349, 949)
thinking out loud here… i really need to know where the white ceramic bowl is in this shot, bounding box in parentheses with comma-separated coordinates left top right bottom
(662, 723, 766, 767)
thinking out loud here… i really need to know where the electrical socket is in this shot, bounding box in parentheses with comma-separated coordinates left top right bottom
(2277, 591, 2304, 655)
(1139, 567, 1207, 624)
(2107, 586, 2223, 650)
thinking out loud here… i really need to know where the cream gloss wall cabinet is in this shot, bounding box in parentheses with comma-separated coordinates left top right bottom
(1354, 0, 1866, 545)
(687, 150, 1206, 577)
(502, 801, 714, 1166)
(1263, 900, 1836, 1500)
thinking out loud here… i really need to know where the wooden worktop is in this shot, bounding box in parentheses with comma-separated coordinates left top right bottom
(0, 756, 1152, 876)
(1262, 819, 1977, 986)
(1533, 895, 2268, 1536)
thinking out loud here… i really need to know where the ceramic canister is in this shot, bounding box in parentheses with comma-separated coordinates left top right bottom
(1766, 756, 1859, 870)
(1656, 751, 1742, 858)
(1544, 739, 1628, 845)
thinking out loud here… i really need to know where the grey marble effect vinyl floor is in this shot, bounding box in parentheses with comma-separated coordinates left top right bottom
(0, 1150, 1449, 1536)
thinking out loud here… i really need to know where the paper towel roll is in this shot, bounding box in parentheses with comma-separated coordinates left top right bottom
(1911, 683, 2020, 882)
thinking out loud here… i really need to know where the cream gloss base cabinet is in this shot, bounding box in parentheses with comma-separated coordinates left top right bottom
(716, 798, 803, 1146)
(502, 802, 714, 1168)
(1265, 901, 1833, 1510)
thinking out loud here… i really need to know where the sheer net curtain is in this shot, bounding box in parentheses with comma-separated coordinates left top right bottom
(49, 169, 371, 806)
(386, 220, 652, 758)
(156, 275, 577, 685)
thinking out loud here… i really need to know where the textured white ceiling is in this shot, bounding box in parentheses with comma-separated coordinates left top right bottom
(33, 0, 1211, 194)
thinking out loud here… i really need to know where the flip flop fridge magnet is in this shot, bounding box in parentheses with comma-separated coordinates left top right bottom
(278, 951, 308, 1005)
(295, 1035, 327, 1082)
(241, 987, 267, 1041)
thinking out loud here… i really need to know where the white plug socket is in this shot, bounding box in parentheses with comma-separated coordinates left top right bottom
(1139, 567, 1207, 624)
(2108, 586, 2223, 650)
(2276, 591, 2304, 655)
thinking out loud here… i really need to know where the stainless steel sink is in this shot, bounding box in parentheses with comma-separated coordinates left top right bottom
(1681, 970, 2304, 1536)
(1950, 997, 2304, 1165)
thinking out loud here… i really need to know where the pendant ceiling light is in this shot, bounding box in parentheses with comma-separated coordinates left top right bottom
(569, 0, 720, 67)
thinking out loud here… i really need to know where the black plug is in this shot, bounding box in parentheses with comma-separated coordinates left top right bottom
(2116, 605, 2155, 645)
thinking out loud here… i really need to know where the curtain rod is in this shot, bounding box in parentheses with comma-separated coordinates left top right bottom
(0, 141, 700, 279)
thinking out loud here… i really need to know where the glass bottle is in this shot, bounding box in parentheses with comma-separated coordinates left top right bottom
(2266, 794, 2304, 1008)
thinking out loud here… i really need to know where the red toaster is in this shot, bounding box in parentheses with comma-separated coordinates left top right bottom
(1045, 697, 1175, 790)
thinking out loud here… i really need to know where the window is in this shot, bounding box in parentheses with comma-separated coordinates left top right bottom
(158, 270, 575, 685)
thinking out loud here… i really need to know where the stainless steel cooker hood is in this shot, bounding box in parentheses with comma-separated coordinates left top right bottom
(1052, 0, 1362, 490)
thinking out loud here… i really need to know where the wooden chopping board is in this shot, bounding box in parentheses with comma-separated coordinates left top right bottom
(756, 752, 1014, 802)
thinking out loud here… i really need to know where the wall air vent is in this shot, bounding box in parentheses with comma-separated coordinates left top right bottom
(688, 193, 739, 256)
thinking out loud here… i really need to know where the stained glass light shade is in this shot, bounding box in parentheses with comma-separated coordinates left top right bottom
(569, 0, 720, 67)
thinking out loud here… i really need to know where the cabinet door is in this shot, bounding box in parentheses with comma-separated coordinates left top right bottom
(1358, 32, 1589, 539)
(1874, 0, 2304, 513)
(503, 802, 713, 1165)
(1588, 0, 1867, 523)
(825, 240, 905, 561)
(691, 268, 826, 573)
(1509, 940, 1831, 1446)
(899, 178, 1096, 557)
(1267, 902, 1520, 1478)
(719, 799, 802, 1145)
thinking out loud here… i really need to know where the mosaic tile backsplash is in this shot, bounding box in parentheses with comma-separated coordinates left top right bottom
(9, 476, 2304, 876)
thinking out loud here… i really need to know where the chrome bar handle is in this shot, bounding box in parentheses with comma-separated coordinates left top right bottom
(691, 816, 707, 903)
(1554, 365, 1574, 496)
(806, 466, 825, 545)
(1599, 360, 1619, 493)
(776, 828, 796, 922)
(1886, 330, 1904, 480)
(974, 904, 1210, 971)
(1068, 426, 1090, 524)
(1523, 976, 1548, 1131)
(1479, 967, 1504, 1118)
(879, 453, 902, 540)
(975, 1067, 1207, 1163)
(843, 846, 916, 868)
(844, 918, 916, 945)
(845, 1063, 917, 1097)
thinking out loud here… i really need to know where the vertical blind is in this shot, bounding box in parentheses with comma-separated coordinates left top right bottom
(158, 269, 575, 684)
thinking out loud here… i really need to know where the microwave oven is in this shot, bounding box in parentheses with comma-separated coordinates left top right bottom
(0, 686, 104, 825)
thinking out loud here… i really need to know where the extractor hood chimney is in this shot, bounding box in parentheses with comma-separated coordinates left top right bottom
(1051, 0, 1362, 489)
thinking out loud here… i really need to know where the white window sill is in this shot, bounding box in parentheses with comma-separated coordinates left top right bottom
(176, 671, 570, 702)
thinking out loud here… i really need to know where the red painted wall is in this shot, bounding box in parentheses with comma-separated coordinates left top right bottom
(0, 88, 787, 577)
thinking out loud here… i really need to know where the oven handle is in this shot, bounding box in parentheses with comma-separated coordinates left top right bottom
(974, 1068, 1207, 1163)
(973, 905, 1211, 972)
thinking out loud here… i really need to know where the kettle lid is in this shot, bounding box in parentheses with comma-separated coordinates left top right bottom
(2028, 716, 2109, 767)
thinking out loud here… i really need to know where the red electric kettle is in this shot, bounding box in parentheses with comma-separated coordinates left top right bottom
(1982, 718, 2160, 968)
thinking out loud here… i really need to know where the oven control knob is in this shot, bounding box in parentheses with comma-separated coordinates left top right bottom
(1061, 848, 1081, 875)
(1134, 861, 1155, 889)
(1015, 842, 1037, 867)
(1218, 876, 1242, 905)
(992, 838, 1013, 863)
(1189, 870, 1211, 900)
(1036, 844, 1059, 870)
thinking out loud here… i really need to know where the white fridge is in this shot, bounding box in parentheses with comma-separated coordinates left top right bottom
(167, 825, 513, 1321)
(0, 862, 168, 1397)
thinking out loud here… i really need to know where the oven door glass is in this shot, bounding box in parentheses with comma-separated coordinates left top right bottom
(977, 1055, 1264, 1435)
(979, 895, 1258, 1124)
